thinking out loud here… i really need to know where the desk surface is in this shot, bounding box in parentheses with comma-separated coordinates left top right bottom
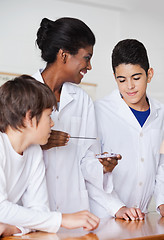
(2, 212, 164, 240)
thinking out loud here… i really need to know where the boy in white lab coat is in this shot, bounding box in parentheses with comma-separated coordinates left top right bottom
(0, 75, 99, 237)
(95, 39, 164, 220)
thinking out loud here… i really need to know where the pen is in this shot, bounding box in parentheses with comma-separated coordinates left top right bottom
(70, 136, 97, 140)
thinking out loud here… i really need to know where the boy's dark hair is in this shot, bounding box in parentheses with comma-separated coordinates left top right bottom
(36, 17, 95, 63)
(0, 75, 56, 132)
(112, 39, 150, 75)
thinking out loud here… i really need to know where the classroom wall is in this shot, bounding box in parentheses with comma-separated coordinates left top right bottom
(119, 5, 164, 103)
(1, 0, 164, 102)
(0, 0, 120, 100)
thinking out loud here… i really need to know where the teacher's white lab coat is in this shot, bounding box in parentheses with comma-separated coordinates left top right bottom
(33, 70, 118, 215)
(95, 89, 164, 214)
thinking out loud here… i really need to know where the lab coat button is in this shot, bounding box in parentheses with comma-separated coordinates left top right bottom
(141, 158, 144, 162)
(139, 182, 142, 186)
(56, 176, 59, 179)
(140, 132, 143, 137)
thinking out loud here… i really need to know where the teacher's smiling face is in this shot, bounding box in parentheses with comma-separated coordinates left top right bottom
(62, 45, 93, 84)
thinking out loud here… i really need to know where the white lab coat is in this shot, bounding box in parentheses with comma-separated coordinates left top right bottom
(95, 89, 164, 214)
(33, 70, 117, 215)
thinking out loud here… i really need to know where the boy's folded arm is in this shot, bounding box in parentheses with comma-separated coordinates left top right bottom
(0, 199, 62, 233)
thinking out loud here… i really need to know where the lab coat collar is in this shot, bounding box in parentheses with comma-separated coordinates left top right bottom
(112, 90, 141, 131)
(33, 69, 45, 84)
(111, 89, 161, 130)
(59, 82, 76, 112)
(144, 93, 161, 127)
(33, 70, 76, 112)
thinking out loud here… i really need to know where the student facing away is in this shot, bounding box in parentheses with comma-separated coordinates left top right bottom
(94, 39, 164, 220)
(0, 75, 99, 237)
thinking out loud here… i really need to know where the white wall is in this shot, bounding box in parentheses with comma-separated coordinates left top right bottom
(119, 5, 164, 103)
(0, 0, 120, 100)
(0, 0, 164, 102)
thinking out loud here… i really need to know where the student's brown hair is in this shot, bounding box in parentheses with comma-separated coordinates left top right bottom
(0, 74, 56, 132)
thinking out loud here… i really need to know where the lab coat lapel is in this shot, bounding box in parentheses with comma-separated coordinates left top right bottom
(114, 90, 160, 130)
(59, 83, 75, 112)
(113, 90, 141, 130)
(143, 96, 160, 127)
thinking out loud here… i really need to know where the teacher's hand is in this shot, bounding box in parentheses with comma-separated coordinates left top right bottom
(41, 130, 70, 150)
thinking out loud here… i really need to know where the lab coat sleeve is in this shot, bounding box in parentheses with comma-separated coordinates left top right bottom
(81, 147, 124, 217)
(154, 154, 164, 211)
(94, 102, 115, 192)
(82, 99, 113, 192)
(0, 147, 62, 234)
(80, 97, 114, 193)
(80, 99, 124, 217)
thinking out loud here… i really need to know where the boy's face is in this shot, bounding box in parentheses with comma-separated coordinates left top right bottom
(114, 64, 153, 110)
(32, 108, 54, 145)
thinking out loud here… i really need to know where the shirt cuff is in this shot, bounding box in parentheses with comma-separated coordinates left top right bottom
(52, 211, 62, 233)
(14, 226, 31, 236)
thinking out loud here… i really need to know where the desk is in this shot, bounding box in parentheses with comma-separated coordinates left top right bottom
(2, 212, 164, 240)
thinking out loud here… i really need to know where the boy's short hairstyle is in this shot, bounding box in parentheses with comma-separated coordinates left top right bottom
(112, 39, 150, 75)
(0, 75, 56, 132)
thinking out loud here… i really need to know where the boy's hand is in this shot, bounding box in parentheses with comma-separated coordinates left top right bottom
(0, 222, 21, 237)
(41, 130, 70, 150)
(159, 204, 164, 216)
(98, 152, 122, 173)
(115, 206, 145, 221)
(61, 210, 100, 231)
(115, 217, 144, 231)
